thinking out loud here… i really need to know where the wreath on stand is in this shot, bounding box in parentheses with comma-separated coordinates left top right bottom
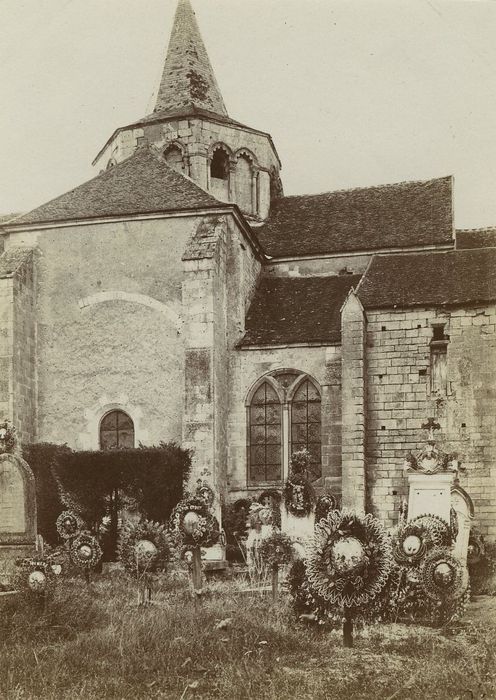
(56, 511, 83, 540)
(284, 450, 315, 518)
(169, 495, 220, 596)
(13, 556, 56, 603)
(118, 519, 173, 606)
(169, 496, 220, 548)
(294, 510, 393, 645)
(69, 532, 103, 572)
(118, 520, 172, 575)
(258, 531, 294, 570)
(306, 510, 393, 608)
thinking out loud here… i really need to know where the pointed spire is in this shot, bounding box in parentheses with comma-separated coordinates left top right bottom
(154, 0, 227, 116)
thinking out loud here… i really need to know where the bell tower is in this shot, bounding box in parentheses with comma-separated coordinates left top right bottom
(93, 0, 282, 220)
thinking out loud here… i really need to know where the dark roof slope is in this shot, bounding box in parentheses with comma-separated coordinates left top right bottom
(257, 176, 453, 258)
(0, 213, 20, 226)
(240, 274, 361, 347)
(456, 227, 496, 250)
(0, 247, 33, 278)
(358, 249, 496, 309)
(9, 147, 221, 227)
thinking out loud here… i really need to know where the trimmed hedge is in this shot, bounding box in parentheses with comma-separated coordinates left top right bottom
(23, 442, 191, 547)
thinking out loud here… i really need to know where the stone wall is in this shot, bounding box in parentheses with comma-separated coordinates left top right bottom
(365, 304, 496, 538)
(0, 249, 36, 443)
(182, 215, 261, 509)
(341, 292, 367, 512)
(93, 116, 280, 219)
(228, 345, 341, 500)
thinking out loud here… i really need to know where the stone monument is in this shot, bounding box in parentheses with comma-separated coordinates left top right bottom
(0, 421, 37, 584)
(403, 418, 472, 563)
(403, 418, 459, 523)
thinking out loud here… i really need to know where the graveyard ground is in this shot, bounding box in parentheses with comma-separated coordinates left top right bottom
(1, 573, 495, 700)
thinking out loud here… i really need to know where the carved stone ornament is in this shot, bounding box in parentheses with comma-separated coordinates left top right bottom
(403, 418, 460, 476)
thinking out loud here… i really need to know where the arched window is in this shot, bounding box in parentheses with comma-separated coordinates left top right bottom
(210, 148, 229, 180)
(290, 379, 322, 481)
(99, 410, 135, 450)
(246, 371, 322, 486)
(248, 381, 282, 483)
(164, 144, 184, 172)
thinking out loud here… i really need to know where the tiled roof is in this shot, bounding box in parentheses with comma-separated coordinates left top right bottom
(8, 147, 222, 227)
(0, 247, 33, 278)
(153, 0, 227, 116)
(0, 213, 20, 226)
(357, 249, 496, 309)
(257, 176, 453, 258)
(456, 227, 496, 250)
(239, 274, 362, 347)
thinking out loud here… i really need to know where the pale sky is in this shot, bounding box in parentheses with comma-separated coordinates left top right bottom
(1, 0, 496, 229)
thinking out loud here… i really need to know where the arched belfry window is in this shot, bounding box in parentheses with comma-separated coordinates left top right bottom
(248, 381, 282, 483)
(210, 148, 229, 180)
(99, 410, 135, 450)
(290, 379, 322, 481)
(246, 371, 322, 485)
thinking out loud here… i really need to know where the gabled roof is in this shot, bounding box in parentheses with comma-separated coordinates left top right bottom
(357, 248, 496, 309)
(257, 176, 454, 258)
(239, 274, 361, 347)
(456, 227, 496, 250)
(8, 147, 222, 227)
(153, 0, 227, 117)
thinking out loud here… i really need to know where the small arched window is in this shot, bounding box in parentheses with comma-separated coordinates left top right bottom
(290, 380, 322, 481)
(99, 410, 135, 450)
(210, 148, 229, 180)
(164, 144, 184, 172)
(248, 381, 282, 483)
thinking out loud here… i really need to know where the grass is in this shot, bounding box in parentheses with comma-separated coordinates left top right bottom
(1, 570, 495, 700)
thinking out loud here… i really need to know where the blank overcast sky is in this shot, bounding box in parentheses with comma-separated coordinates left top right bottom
(1, 0, 496, 228)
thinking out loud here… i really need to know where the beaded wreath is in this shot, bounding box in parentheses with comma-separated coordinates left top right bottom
(118, 519, 172, 575)
(306, 510, 393, 608)
(56, 511, 83, 540)
(69, 532, 103, 569)
(169, 496, 220, 548)
(258, 531, 295, 570)
(420, 547, 469, 602)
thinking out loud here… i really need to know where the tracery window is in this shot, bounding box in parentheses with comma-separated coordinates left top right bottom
(99, 410, 135, 450)
(247, 372, 322, 485)
(248, 381, 282, 483)
(290, 379, 322, 481)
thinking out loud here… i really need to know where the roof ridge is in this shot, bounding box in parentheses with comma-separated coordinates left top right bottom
(456, 226, 496, 233)
(272, 175, 452, 203)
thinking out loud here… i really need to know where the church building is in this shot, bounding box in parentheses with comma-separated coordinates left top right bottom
(1, 0, 495, 539)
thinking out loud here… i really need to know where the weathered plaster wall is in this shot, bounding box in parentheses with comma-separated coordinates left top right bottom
(365, 305, 496, 538)
(6, 216, 210, 450)
(228, 345, 342, 500)
(0, 251, 36, 443)
(12, 254, 37, 443)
